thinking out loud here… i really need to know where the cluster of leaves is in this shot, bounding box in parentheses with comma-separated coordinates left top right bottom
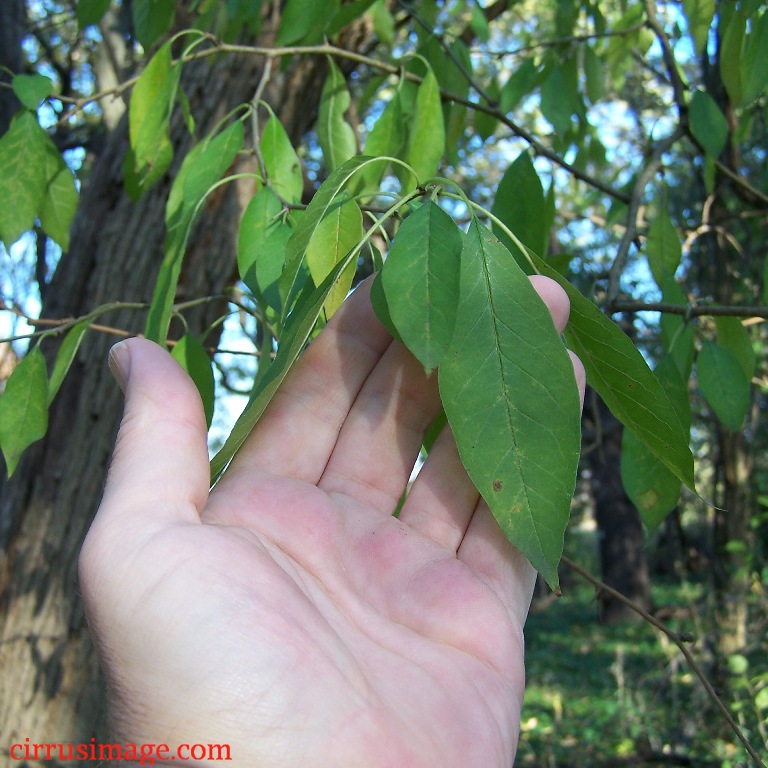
(1, 0, 710, 591)
(0, 76, 78, 251)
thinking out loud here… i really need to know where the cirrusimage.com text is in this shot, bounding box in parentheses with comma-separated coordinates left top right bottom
(9, 738, 233, 765)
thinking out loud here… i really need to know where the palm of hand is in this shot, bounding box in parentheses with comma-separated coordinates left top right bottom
(82, 278, 577, 767)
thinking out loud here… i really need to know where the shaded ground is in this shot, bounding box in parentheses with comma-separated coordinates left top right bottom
(517, 575, 766, 768)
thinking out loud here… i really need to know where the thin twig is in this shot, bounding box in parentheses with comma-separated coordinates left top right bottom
(643, 0, 688, 117)
(605, 125, 685, 307)
(0, 297, 269, 357)
(609, 301, 768, 319)
(487, 23, 648, 56)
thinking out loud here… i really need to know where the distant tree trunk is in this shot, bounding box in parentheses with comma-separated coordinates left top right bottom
(0, 0, 25, 137)
(712, 428, 752, 656)
(705, 222, 754, 672)
(585, 392, 652, 624)
(0, 11, 369, 746)
(698, 2, 756, 680)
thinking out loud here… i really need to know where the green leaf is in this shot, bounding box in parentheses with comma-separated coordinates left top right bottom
(742, 11, 768, 104)
(48, 321, 90, 404)
(475, 78, 501, 142)
(317, 59, 357, 172)
(172, 334, 215, 428)
(12, 74, 54, 110)
(39, 143, 79, 252)
(405, 67, 445, 187)
(306, 193, 363, 318)
(420, 37, 470, 163)
(683, 0, 715, 54)
(132, 0, 176, 49)
(720, 8, 745, 106)
(534, 258, 696, 491)
(689, 90, 729, 158)
(698, 340, 749, 431)
(659, 277, 695, 378)
(727, 653, 749, 676)
(379, 200, 462, 372)
(555, 0, 579, 36)
(369, 270, 403, 342)
(167, 121, 244, 227)
(371, 0, 395, 43)
(0, 346, 49, 476)
(128, 41, 178, 194)
(327, 0, 378, 37)
(715, 316, 755, 381)
(583, 45, 605, 104)
(620, 356, 688, 531)
(0, 112, 50, 248)
(470, 3, 490, 40)
(540, 63, 579, 135)
(655, 352, 693, 434)
(238, 187, 293, 312)
(277, 0, 338, 44)
(280, 155, 387, 315)
(76, 0, 111, 28)
(439, 222, 582, 589)
(178, 87, 196, 135)
(210, 249, 360, 483)
(422, 37, 470, 100)
(422, 409, 447, 454)
(500, 59, 539, 114)
(354, 95, 405, 195)
(491, 152, 550, 264)
(646, 209, 682, 287)
(622, 428, 682, 531)
(145, 120, 244, 343)
(261, 112, 303, 204)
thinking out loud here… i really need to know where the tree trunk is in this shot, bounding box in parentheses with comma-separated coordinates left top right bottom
(699, 2, 756, 682)
(585, 393, 652, 624)
(0, 0, 25, 137)
(712, 428, 752, 657)
(0, 11, 349, 747)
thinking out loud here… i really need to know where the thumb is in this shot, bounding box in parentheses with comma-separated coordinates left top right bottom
(97, 337, 210, 531)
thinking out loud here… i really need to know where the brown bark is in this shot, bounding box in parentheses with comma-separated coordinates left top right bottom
(698, 2, 756, 673)
(0, 10, 360, 748)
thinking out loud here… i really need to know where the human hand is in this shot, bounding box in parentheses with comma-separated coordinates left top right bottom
(79, 276, 585, 767)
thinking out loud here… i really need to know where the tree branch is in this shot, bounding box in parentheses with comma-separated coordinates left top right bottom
(54, 38, 633, 205)
(488, 22, 647, 57)
(609, 301, 768, 319)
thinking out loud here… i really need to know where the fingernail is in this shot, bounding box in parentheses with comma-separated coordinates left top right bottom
(108, 341, 131, 392)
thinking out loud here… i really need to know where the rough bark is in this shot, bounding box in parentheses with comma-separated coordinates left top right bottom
(0, 10, 356, 748)
(585, 392, 652, 625)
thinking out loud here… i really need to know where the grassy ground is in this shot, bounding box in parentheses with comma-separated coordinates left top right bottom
(516, 576, 767, 767)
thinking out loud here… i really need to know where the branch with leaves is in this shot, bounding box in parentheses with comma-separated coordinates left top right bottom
(1, 0, 766, 761)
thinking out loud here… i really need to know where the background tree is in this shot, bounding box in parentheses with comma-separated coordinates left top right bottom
(0, 0, 766, 764)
